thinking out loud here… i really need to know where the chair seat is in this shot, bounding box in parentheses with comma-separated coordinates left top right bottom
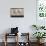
(6, 33, 17, 36)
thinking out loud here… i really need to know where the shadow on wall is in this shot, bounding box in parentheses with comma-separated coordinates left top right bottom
(2, 28, 11, 34)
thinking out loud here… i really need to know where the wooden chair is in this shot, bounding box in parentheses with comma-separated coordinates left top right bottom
(4, 33, 18, 46)
(20, 33, 30, 46)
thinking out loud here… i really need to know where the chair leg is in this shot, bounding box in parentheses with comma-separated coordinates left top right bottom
(5, 41, 7, 46)
(4, 33, 7, 46)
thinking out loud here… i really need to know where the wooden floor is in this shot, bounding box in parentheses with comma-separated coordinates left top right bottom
(0, 42, 46, 46)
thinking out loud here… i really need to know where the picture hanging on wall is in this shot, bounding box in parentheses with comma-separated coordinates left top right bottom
(10, 8, 24, 17)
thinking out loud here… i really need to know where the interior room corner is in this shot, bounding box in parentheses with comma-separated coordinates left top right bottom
(0, 0, 46, 46)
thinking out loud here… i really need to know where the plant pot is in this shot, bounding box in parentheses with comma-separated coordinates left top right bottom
(37, 39, 45, 44)
(37, 39, 40, 43)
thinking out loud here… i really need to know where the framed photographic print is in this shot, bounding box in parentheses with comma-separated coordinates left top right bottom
(10, 8, 24, 17)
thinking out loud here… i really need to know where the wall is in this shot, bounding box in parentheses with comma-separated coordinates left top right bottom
(0, 0, 36, 42)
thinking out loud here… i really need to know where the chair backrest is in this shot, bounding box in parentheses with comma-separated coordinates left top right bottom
(11, 27, 18, 34)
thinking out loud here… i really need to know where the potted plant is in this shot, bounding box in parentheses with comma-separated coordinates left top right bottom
(32, 24, 45, 30)
(40, 26, 45, 29)
(33, 32, 46, 43)
(32, 25, 39, 30)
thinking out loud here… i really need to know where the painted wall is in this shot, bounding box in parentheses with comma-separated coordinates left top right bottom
(0, 0, 36, 42)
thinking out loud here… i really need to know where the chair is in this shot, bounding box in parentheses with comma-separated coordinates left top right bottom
(4, 33, 18, 46)
(4, 27, 19, 46)
(18, 33, 30, 46)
